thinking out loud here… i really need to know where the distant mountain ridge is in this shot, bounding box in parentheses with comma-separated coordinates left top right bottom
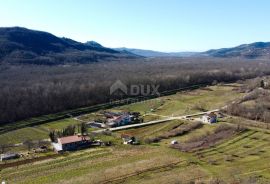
(114, 48, 198, 57)
(0, 27, 137, 65)
(116, 42, 270, 59)
(203, 42, 270, 58)
(0, 27, 270, 65)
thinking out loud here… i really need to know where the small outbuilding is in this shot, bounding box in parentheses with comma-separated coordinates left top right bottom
(121, 134, 138, 145)
(201, 112, 218, 124)
(0, 153, 19, 161)
(171, 140, 178, 145)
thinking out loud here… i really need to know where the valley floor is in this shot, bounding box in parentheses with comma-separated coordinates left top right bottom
(1, 82, 270, 183)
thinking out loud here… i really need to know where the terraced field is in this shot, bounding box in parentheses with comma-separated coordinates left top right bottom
(195, 129, 270, 181)
(2, 119, 270, 183)
(0, 146, 207, 184)
(197, 130, 269, 162)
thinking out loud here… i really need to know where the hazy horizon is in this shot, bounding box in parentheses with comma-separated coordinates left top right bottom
(1, 0, 270, 52)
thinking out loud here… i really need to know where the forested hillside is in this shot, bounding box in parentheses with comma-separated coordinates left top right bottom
(0, 27, 137, 65)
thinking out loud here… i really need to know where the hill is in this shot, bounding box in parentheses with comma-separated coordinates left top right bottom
(203, 42, 270, 59)
(114, 48, 198, 57)
(0, 27, 137, 65)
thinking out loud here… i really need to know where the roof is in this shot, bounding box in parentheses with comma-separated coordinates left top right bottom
(205, 112, 217, 118)
(58, 135, 90, 145)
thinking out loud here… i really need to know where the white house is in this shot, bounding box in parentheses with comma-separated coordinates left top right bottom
(201, 112, 217, 124)
(106, 114, 132, 127)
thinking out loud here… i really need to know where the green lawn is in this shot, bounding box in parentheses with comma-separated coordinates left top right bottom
(0, 118, 81, 145)
(39, 118, 81, 130)
(0, 127, 48, 144)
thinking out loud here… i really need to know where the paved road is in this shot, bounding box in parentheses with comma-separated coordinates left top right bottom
(94, 109, 220, 133)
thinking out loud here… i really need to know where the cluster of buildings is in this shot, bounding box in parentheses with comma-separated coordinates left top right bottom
(105, 112, 134, 127)
(88, 111, 140, 129)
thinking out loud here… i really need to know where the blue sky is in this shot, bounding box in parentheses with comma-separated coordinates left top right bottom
(1, 0, 270, 51)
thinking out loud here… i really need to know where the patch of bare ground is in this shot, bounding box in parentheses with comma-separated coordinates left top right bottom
(172, 124, 245, 152)
(144, 121, 203, 143)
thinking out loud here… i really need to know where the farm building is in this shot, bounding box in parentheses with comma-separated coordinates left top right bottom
(52, 135, 91, 152)
(0, 153, 19, 161)
(201, 112, 217, 124)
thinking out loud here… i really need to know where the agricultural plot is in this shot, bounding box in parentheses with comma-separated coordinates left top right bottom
(2, 119, 270, 183)
(118, 120, 185, 140)
(194, 129, 270, 181)
(0, 146, 203, 184)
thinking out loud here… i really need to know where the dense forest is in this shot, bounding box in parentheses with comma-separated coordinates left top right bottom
(1, 57, 270, 124)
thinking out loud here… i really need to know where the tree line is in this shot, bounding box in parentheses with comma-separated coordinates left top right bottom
(49, 123, 88, 143)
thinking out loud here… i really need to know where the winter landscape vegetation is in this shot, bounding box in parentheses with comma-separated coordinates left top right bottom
(1, 1, 270, 184)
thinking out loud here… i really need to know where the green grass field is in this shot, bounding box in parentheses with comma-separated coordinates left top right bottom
(114, 84, 243, 117)
(0, 118, 81, 144)
(0, 127, 48, 145)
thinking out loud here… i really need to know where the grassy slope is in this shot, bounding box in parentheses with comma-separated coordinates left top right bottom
(115, 84, 242, 117)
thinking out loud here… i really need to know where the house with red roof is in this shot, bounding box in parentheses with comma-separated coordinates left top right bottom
(52, 135, 91, 152)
